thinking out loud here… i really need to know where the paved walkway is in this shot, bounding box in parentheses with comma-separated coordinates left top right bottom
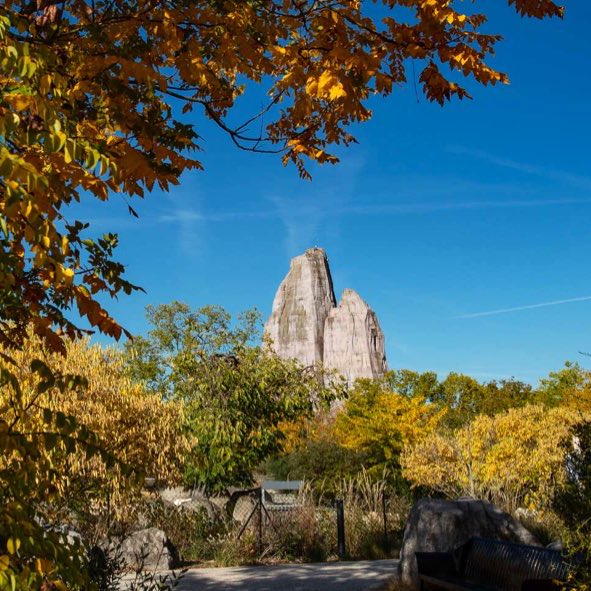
(176, 559, 398, 591)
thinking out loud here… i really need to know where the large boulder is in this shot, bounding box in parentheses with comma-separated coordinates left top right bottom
(118, 528, 179, 571)
(398, 498, 539, 589)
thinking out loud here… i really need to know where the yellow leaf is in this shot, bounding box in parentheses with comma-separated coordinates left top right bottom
(35, 558, 54, 575)
(317, 70, 334, 93)
(329, 82, 347, 100)
(8, 94, 33, 112)
(6, 538, 19, 555)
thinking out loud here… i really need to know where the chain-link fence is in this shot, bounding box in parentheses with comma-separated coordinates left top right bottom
(232, 485, 409, 562)
(341, 493, 409, 559)
(232, 486, 338, 561)
(145, 483, 410, 564)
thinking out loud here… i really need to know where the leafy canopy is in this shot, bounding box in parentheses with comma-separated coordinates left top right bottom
(0, 335, 190, 589)
(125, 302, 342, 491)
(0, 0, 563, 354)
(334, 376, 445, 488)
(401, 405, 588, 513)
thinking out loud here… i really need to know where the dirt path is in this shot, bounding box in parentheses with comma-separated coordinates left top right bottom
(176, 559, 398, 591)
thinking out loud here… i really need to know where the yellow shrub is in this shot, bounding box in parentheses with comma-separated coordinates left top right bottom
(401, 405, 588, 512)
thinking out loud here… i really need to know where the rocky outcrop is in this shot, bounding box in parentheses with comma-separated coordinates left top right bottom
(265, 248, 336, 368)
(398, 498, 539, 589)
(116, 528, 179, 571)
(265, 248, 387, 383)
(323, 289, 387, 384)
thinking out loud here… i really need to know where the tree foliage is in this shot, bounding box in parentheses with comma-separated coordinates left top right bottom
(0, 336, 190, 589)
(378, 369, 536, 426)
(537, 362, 591, 410)
(0, 0, 564, 354)
(0, 356, 92, 591)
(334, 376, 445, 488)
(278, 370, 539, 491)
(125, 302, 341, 491)
(401, 405, 588, 512)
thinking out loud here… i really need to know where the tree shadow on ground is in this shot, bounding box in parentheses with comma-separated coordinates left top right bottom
(176, 559, 398, 591)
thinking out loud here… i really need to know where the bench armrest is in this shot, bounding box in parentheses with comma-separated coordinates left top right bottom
(415, 552, 459, 578)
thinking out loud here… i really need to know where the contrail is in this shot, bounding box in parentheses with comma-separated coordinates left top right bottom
(456, 295, 591, 319)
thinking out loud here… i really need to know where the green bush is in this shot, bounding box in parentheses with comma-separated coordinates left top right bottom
(264, 440, 370, 497)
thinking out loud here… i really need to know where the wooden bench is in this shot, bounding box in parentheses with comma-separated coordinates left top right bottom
(416, 537, 571, 591)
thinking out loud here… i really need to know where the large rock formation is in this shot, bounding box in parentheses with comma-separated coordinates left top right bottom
(116, 528, 179, 571)
(265, 248, 336, 368)
(398, 498, 539, 589)
(323, 289, 387, 384)
(265, 248, 387, 382)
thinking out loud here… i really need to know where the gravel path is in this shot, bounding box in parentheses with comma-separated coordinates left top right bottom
(176, 559, 398, 591)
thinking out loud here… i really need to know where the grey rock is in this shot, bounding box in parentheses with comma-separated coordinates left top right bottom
(118, 527, 179, 571)
(178, 498, 219, 521)
(43, 523, 86, 549)
(323, 289, 387, 385)
(159, 486, 189, 504)
(265, 248, 336, 368)
(158, 486, 223, 520)
(64, 529, 85, 548)
(398, 498, 539, 589)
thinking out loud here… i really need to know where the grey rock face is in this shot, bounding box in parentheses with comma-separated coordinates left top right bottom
(323, 289, 387, 384)
(265, 248, 387, 382)
(118, 527, 179, 570)
(265, 248, 336, 368)
(398, 498, 539, 589)
(158, 486, 221, 520)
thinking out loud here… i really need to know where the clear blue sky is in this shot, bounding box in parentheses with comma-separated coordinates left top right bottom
(78, 2, 591, 385)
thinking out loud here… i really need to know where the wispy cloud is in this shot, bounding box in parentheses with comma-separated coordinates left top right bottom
(159, 209, 276, 223)
(157, 195, 591, 227)
(157, 186, 205, 256)
(455, 295, 591, 319)
(89, 195, 588, 232)
(448, 145, 591, 191)
(267, 154, 366, 255)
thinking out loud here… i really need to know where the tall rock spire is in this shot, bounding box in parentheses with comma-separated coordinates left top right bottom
(265, 248, 388, 383)
(264, 247, 336, 368)
(323, 288, 388, 384)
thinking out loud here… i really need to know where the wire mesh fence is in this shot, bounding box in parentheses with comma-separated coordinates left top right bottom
(232, 486, 339, 561)
(232, 485, 409, 562)
(146, 481, 410, 564)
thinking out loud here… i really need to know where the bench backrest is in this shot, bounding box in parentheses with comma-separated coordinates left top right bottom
(460, 538, 569, 591)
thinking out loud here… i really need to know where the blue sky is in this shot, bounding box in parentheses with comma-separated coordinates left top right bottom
(79, 2, 591, 385)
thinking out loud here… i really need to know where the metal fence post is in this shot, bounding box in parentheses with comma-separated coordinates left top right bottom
(258, 486, 263, 555)
(336, 499, 346, 560)
(382, 492, 388, 550)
